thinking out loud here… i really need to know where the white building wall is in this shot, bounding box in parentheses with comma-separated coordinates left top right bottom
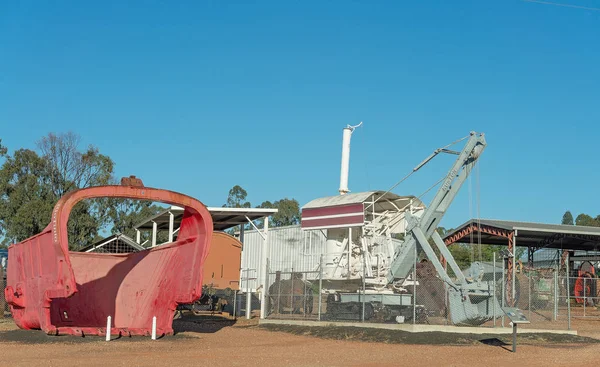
(239, 224, 327, 291)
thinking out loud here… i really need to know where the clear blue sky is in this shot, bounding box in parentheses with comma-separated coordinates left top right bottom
(1, 0, 599, 230)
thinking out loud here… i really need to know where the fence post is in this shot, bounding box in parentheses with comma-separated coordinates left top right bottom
(361, 250, 366, 323)
(246, 269, 251, 320)
(412, 243, 416, 325)
(553, 265, 558, 321)
(0, 265, 4, 320)
(566, 253, 571, 330)
(265, 259, 270, 319)
(233, 290, 237, 320)
(502, 262, 505, 328)
(528, 272, 532, 320)
(290, 267, 294, 317)
(493, 252, 496, 328)
(318, 254, 323, 322)
(583, 277, 587, 317)
(106, 316, 111, 342)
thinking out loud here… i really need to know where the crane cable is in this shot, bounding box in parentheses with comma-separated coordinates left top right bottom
(365, 134, 471, 210)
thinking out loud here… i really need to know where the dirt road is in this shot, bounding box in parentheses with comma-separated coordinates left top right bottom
(0, 317, 598, 367)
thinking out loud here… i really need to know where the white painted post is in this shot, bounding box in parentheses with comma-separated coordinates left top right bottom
(106, 316, 111, 341)
(168, 211, 174, 243)
(512, 231, 517, 305)
(260, 217, 269, 319)
(554, 261, 558, 321)
(151, 316, 157, 340)
(246, 269, 251, 320)
(493, 252, 496, 328)
(152, 221, 157, 247)
(348, 227, 352, 278)
(136, 229, 141, 244)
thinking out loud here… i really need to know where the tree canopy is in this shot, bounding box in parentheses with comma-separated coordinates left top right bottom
(222, 185, 301, 229)
(562, 211, 574, 225)
(561, 210, 600, 227)
(223, 185, 251, 208)
(259, 198, 301, 227)
(0, 132, 167, 250)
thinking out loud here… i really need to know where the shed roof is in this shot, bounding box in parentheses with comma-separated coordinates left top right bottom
(302, 191, 424, 212)
(134, 206, 278, 232)
(443, 218, 600, 251)
(79, 233, 144, 253)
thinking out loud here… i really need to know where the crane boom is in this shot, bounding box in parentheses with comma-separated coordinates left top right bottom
(386, 131, 487, 283)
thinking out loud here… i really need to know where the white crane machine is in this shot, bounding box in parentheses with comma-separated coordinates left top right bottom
(300, 124, 499, 326)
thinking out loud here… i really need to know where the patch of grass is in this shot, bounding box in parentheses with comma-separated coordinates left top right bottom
(259, 324, 600, 346)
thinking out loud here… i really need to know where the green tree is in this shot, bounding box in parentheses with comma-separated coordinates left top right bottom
(562, 211, 574, 225)
(0, 149, 55, 244)
(223, 185, 251, 208)
(575, 213, 599, 227)
(107, 198, 168, 244)
(0, 139, 7, 157)
(259, 198, 300, 227)
(0, 133, 116, 249)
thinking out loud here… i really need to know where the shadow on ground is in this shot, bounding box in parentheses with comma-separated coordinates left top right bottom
(172, 312, 237, 334)
(0, 313, 239, 344)
(258, 324, 600, 347)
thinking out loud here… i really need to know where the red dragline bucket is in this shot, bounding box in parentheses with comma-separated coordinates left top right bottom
(4, 178, 213, 337)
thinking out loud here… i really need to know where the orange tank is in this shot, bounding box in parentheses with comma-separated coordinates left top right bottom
(202, 232, 242, 291)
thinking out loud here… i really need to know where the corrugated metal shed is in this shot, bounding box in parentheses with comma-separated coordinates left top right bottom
(239, 224, 327, 291)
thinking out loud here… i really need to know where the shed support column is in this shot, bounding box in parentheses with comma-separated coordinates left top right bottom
(152, 221, 157, 247)
(513, 230, 517, 306)
(528, 247, 535, 268)
(506, 231, 514, 306)
(168, 211, 174, 243)
(260, 217, 269, 319)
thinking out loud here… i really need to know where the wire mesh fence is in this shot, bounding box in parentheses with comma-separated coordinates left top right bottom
(262, 251, 600, 333)
(1, 267, 8, 319)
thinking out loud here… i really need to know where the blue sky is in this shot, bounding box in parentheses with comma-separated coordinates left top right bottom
(1, 0, 599, 230)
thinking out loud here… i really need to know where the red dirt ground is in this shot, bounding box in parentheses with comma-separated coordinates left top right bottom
(1, 316, 599, 367)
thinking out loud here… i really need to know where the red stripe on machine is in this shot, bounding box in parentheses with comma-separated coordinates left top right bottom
(301, 203, 364, 218)
(301, 214, 364, 229)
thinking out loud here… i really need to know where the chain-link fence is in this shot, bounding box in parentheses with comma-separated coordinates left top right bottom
(1, 266, 8, 319)
(262, 250, 600, 333)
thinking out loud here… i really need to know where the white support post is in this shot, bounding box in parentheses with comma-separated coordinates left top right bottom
(260, 217, 269, 319)
(136, 229, 141, 244)
(348, 227, 352, 278)
(512, 230, 517, 304)
(493, 252, 496, 328)
(152, 221, 157, 247)
(168, 211, 174, 243)
(246, 269, 251, 320)
(106, 316, 111, 341)
(151, 316, 157, 340)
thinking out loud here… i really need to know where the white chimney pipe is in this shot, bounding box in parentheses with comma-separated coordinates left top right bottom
(339, 122, 362, 195)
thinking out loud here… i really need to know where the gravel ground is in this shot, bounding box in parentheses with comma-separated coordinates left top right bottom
(1, 315, 600, 367)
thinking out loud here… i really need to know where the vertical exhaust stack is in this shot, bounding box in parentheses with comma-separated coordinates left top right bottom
(339, 122, 362, 195)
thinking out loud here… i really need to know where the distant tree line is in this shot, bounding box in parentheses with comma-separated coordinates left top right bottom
(221, 184, 300, 229)
(0, 135, 300, 250)
(0, 134, 166, 250)
(561, 210, 600, 227)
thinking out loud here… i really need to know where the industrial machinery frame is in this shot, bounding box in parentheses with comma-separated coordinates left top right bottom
(301, 128, 500, 326)
(4, 178, 213, 337)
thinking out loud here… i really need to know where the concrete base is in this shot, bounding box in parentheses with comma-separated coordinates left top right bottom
(259, 319, 578, 336)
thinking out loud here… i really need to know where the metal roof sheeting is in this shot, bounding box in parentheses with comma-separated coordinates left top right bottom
(444, 218, 600, 250)
(302, 191, 424, 212)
